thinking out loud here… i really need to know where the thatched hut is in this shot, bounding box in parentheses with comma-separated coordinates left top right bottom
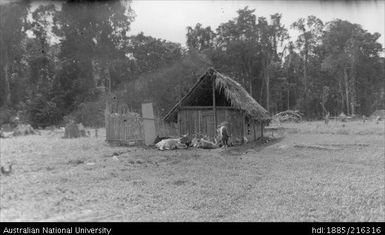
(164, 68, 271, 142)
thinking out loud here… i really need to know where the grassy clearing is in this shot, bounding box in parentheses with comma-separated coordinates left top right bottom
(279, 120, 385, 135)
(0, 121, 384, 221)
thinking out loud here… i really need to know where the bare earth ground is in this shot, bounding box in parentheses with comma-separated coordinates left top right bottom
(0, 121, 384, 221)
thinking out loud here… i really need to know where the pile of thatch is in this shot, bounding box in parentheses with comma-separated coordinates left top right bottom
(273, 110, 302, 122)
(0, 131, 12, 138)
(64, 122, 87, 138)
(12, 124, 37, 136)
(370, 110, 385, 120)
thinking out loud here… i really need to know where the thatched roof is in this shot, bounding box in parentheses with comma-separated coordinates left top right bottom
(164, 68, 271, 122)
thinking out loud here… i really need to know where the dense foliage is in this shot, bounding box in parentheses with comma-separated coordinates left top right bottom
(186, 8, 384, 118)
(0, 2, 383, 127)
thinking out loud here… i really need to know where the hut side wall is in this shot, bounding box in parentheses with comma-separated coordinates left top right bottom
(178, 108, 245, 141)
(178, 108, 264, 142)
(244, 119, 262, 141)
(155, 117, 179, 137)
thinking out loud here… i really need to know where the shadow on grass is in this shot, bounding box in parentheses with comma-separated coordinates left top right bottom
(222, 136, 285, 156)
(103, 136, 285, 161)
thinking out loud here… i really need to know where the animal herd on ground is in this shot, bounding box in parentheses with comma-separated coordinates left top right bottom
(154, 121, 233, 151)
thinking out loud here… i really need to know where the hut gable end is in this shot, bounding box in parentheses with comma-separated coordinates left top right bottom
(164, 68, 271, 122)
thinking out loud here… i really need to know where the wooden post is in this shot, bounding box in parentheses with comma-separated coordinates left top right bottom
(198, 110, 201, 134)
(260, 122, 264, 137)
(253, 120, 256, 141)
(142, 103, 156, 145)
(242, 111, 245, 143)
(178, 112, 181, 136)
(105, 63, 111, 143)
(212, 76, 217, 139)
(344, 67, 350, 115)
(287, 86, 290, 110)
(108, 67, 111, 96)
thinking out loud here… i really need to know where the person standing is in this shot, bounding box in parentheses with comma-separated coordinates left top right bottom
(218, 121, 230, 148)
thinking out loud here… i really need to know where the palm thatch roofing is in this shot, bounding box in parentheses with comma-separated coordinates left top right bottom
(164, 68, 271, 122)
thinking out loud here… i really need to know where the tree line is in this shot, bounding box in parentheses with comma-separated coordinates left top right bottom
(186, 7, 384, 118)
(0, 2, 383, 128)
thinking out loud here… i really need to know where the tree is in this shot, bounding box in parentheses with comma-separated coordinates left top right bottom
(27, 4, 58, 96)
(2, 2, 384, 125)
(125, 33, 182, 78)
(257, 14, 289, 112)
(282, 41, 302, 110)
(321, 19, 383, 115)
(186, 23, 215, 52)
(213, 7, 260, 96)
(0, 1, 30, 107)
(121, 50, 212, 115)
(188, 8, 290, 113)
(52, 0, 135, 116)
(291, 15, 324, 116)
(320, 85, 329, 115)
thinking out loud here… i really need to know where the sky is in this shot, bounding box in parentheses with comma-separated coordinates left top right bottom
(4, 0, 384, 49)
(129, 0, 385, 48)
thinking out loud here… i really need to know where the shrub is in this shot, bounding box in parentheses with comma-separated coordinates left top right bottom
(27, 95, 62, 128)
(13, 124, 37, 136)
(71, 99, 105, 128)
(0, 106, 13, 126)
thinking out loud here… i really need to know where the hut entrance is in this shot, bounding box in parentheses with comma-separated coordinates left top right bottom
(202, 112, 215, 138)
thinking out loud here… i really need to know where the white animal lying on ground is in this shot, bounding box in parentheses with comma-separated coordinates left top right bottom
(155, 138, 187, 150)
(191, 137, 201, 148)
(198, 139, 218, 149)
(191, 137, 218, 149)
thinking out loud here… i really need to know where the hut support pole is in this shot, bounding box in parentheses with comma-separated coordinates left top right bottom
(260, 122, 264, 137)
(212, 77, 217, 138)
(253, 120, 256, 141)
(242, 111, 245, 144)
(198, 110, 201, 134)
(178, 113, 181, 136)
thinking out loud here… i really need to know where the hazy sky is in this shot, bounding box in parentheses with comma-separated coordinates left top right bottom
(129, 0, 385, 48)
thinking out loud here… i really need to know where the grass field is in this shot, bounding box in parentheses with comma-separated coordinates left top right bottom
(0, 121, 384, 221)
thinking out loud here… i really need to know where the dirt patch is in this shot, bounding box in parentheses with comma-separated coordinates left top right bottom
(294, 144, 342, 151)
(45, 166, 55, 171)
(222, 137, 284, 156)
(321, 143, 370, 148)
(67, 159, 85, 166)
(172, 180, 188, 186)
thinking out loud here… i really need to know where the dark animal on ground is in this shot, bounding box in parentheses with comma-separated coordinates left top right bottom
(1, 163, 13, 176)
(179, 134, 193, 147)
